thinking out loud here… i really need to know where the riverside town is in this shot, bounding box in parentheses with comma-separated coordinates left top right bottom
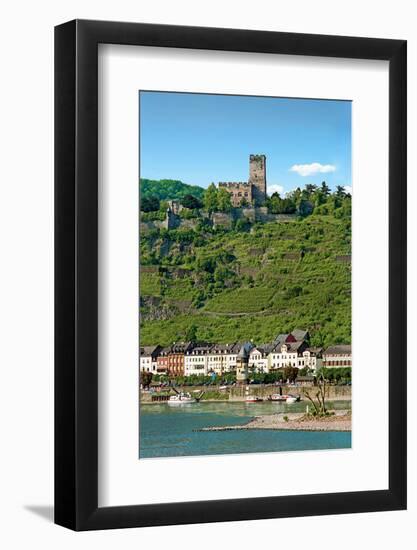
(140, 329, 351, 384)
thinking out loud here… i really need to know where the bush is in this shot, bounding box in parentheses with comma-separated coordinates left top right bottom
(181, 194, 203, 209)
(235, 218, 251, 232)
(141, 195, 160, 212)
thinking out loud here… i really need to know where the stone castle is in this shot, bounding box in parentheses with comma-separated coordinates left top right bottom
(218, 154, 267, 207)
(140, 153, 300, 233)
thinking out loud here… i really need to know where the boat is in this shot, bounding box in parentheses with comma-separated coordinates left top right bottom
(245, 396, 263, 403)
(285, 395, 300, 403)
(167, 392, 197, 405)
(269, 394, 287, 402)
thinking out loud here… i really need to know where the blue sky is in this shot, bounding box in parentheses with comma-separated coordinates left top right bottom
(139, 91, 351, 196)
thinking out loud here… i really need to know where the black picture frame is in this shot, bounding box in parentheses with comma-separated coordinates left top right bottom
(55, 19, 407, 531)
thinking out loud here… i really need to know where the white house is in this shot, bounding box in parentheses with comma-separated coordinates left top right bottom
(184, 344, 212, 376)
(299, 350, 317, 371)
(268, 341, 306, 369)
(139, 345, 161, 373)
(248, 346, 270, 373)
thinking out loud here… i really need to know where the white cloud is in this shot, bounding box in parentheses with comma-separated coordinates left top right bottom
(344, 185, 352, 195)
(268, 184, 285, 196)
(289, 162, 336, 177)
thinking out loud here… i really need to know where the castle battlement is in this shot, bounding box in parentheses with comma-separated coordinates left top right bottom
(218, 181, 250, 188)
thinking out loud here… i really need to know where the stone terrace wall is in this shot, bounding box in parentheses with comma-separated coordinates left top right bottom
(212, 212, 233, 228)
(140, 209, 297, 234)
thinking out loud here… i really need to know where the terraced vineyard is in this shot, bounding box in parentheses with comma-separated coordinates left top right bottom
(140, 214, 351, 347)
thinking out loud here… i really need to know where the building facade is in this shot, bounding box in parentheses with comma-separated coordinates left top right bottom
(139, 345, 162, 373)
(206, 343, 240, 375)
(322, 345, 352, 368)
(248, 346, 270, 373)
(184, 344, 212, 376)
(155, 342, 193, 377)
(217, 182, 253, 207)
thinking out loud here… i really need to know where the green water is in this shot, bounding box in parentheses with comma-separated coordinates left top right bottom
(139, 400, 351, 459)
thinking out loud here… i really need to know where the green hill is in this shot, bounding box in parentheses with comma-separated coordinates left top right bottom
(140, 178, 205, 201)
(140, 210, 351, 348)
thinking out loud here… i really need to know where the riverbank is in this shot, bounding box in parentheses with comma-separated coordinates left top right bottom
(140, 383, 351, 403)
(198, 410, 351, 432)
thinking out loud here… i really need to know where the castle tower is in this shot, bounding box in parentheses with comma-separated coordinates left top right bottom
(164, 207, 179, 230)
(236, 342, 253, 385)
(249, 154, 267, 205)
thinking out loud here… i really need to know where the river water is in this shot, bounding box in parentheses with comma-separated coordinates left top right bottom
(139, 400, 351, 459)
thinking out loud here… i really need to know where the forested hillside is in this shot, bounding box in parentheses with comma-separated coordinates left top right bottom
(140, 203, 351, 348)
(140, 178, 205, 201)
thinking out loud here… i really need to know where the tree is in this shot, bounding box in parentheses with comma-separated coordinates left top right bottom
(204, 183, 219, 213)
(280, 198, 297, 213)
(181, 194, 203, 209)
(267, 194, 281, 213)
(185, 324, 198, 342)
(313, 189, 326, 207)
(298, 366, 311, 376)
(140, 371, 153, 389)
(325, 369, 335, 383)
(217, 187, 233, 212)
(141, 195, 160, 212)
(298, 199, 314, 217)
(311, 329, 326, 347)
(283, 365, 299, 383)
(335, 185, 347, 199)
(320, 181, 331, 197)
(140, 178, 205, 201)
(267, 194, 296, 214)
(342, 367, 352, 381)
(196, 256, 216, 273)
(235, 218, 251, 232)
(302, 371, 328, 416)
(287, 187, 302, 204)
(264, 370, 284, 384)
(305, 183, 317, 196)
(214, 266, 235, 288)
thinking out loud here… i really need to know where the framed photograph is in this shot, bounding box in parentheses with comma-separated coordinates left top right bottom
(55, 20, 407, 530)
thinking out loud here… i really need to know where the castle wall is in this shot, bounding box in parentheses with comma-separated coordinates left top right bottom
(167, 200, 183, 215)
(139, 208, 297, 234)
(164, 209, 180, 230)
(178, 219, 199, 230)
(212, 212, 233, 228)
(241, 207, 256, 222)
(140, 220, 165, 232)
